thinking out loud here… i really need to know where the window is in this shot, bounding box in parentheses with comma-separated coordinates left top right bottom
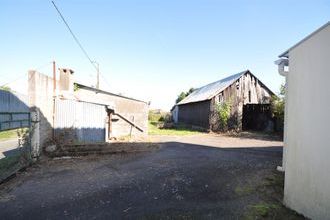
(218, 92, 224, 103)
(248, 91, 251, 103)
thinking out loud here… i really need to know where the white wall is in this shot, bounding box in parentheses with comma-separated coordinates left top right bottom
(284, 24, 330, 219)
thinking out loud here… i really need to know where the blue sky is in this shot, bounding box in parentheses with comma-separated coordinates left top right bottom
(1, 0, 329, 110)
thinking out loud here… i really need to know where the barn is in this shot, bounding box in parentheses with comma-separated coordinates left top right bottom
(173, 70, 275, 131)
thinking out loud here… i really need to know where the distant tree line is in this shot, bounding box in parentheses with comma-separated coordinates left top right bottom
(0, 86, 11, 91)
(175, 88, 195, 104)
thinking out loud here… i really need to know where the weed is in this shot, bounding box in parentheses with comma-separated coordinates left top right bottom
(245, 202, 280, 219)
(235, 185, 254, 196)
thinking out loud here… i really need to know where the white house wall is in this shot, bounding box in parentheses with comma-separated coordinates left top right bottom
(283, 24, 330, 220)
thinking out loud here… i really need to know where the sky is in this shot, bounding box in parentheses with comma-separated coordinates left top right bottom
(0, 0, 329, 110)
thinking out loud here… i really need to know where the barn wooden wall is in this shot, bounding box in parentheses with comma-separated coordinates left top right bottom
(210, 72, 272, 131)
(178, 100, 211, 128)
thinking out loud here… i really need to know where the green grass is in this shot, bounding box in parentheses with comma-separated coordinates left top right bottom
(245, 202, 280, 219)
(235, 185, 254, 196)
(0, 129, 18, 141)
(148, 121, 203, 136)
(0, 128, 29, 141)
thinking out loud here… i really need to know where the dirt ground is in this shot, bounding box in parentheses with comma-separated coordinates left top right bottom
(0, 133, 305, 219)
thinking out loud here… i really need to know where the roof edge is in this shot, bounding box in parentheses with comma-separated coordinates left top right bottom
(177, 70, 275, 106)
(75, 83, 149, 104)
(205, 70, 249, 100)
(279, 21, 330, 58)
(177, 70, 249, 105)
(177, 98, 211, 106)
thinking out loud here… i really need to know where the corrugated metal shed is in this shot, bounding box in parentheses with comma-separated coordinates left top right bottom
(55, 99, 107, 142)
(178, 70, 247, 105)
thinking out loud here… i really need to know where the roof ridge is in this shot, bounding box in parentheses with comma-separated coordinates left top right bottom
(195, 70, 248, 91)
(178, 70, 248, 105)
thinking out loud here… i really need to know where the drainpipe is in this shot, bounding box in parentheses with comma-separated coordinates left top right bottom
(275, 58, 289, 77)
(274, 58, 289, 172)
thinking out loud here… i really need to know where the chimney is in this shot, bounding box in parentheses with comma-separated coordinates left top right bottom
(59, 68, 74, 93)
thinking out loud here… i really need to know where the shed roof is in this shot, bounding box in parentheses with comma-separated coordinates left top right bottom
(177, 70, 248, 105)
(279, 21, 330, 58)
(74, 82, 148, 104)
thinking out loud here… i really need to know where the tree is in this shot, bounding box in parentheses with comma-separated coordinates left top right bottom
(0, 85, 11, 91)
(175, 88, 195, 104)
(271, 83, 285, 132)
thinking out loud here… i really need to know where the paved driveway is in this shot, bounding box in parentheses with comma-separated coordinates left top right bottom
(0, 139, 21, 159)
(0, 134, 303, 219)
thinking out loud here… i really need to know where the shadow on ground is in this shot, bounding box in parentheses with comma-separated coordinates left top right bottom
(0, 140, 305, 219)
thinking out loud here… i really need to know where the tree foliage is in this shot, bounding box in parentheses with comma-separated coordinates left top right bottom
(271, 83, 285, 131)
(175, 88, 195, 104)
(0, 85, 11, 91)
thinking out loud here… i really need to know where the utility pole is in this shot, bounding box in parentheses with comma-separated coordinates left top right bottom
(92, 61, 100, 89)
(52, 60, 56, 138)
(53, 61, 56, 93)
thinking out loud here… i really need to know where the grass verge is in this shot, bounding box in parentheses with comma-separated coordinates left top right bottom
(0, 129, 18, 141)
(245, 202, 280, 219)
(148, 121, 203, 136)
(243, 171, 305, 220)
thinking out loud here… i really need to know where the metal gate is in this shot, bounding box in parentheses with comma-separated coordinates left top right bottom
(242, 104, 272, 131)
(0, 112, 31, 182)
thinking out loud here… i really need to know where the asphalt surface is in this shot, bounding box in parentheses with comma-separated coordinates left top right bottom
(0, 139, 20, 159)
(0, 136, 284, 219)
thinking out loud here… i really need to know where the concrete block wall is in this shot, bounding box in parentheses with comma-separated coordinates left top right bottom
(28, 70, 55, 147)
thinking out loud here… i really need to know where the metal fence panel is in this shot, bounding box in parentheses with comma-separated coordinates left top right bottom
(0, 90, 29, 113)
(0, 90, 30, 131)
(0, 112, 31, 182)
(55, 99, 106, 143)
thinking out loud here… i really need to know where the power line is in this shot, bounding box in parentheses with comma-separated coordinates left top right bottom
(35, 61, 53, 72)
(51, 1, 111, 89)
(0, 73, 27, 87)
(100, 73, 111, 89)
(0, 61, 53, 87)
(51, 1, 97, 71)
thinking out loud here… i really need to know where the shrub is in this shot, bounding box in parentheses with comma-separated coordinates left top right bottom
(159, 115, 165, 122)
(270, 84, 285, 132)
(0, 86, 11, 91)
(216, 101, 231, 131)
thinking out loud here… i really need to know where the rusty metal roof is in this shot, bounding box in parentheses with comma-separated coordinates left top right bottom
(177, 70, 248, 105)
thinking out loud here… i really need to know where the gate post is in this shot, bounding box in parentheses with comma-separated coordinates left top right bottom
(30, 111, 40, 160)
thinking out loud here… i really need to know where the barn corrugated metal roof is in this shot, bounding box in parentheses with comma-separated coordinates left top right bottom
(177, 70, 248, 105)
